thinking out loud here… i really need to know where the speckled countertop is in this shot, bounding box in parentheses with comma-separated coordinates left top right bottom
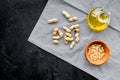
(0, 0, 98, 80)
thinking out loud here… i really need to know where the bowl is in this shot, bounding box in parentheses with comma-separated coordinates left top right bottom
(84, 40, 110, 66)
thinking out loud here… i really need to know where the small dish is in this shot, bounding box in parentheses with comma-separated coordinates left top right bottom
(84, 40, 110, 66)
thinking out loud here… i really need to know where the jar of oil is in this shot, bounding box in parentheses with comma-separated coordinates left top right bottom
(86, 7, 110, 31)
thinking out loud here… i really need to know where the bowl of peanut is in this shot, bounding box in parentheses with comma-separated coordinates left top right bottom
(84, 40, 110, 66)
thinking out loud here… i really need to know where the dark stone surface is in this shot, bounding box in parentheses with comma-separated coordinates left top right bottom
(0, 0, 98, 80)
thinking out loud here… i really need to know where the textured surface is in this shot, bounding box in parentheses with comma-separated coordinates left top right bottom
(0, 0, 97, 80)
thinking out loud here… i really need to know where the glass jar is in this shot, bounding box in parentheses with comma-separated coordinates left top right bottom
(86, 7, 110, 32)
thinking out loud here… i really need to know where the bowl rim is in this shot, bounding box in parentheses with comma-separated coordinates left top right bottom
(84, 40, 110, 66)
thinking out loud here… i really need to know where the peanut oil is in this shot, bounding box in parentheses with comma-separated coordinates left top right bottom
(87, 7, 110, 31)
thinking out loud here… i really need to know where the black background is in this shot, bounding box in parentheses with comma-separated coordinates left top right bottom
(0, 0, 98, 80)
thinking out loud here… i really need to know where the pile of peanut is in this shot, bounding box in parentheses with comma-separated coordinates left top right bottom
(52, 24, 80, 49)
(88, 44, 105, 61)
(48, 10, 79, 49)
(64, 24, 80, 49)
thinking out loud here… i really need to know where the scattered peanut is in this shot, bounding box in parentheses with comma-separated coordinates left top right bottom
(64, 40, 68, 44)
(70, 25, 75, 30)
(73, 17, 78, 20)
(53, 28, 59, 32)
(65, 37, 73, 41)
(48, 9, 80, 49)
(62, 10, 71, 19)
(48, 18, 58, 24)
(63, 26, 71, 32)
(64, 37, 69, 44)
(74, 29, 79, 33)
(75, 33, 79, 37)
(74, 24, 80, 29)
(70, 41, 75, 49)
(52, 36, 61, 40)
(68, 17, 78, 22)
(58, 30, 63, 38)
(75, 37, 80, 43)
(68, 18, 74, 22)
(52, 31, 57, 36)
(53, 40, 59, 44)
(65, 32, 72, 38)
(70, 24, 80, 31)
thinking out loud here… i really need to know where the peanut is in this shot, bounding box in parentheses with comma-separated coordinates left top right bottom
(62, 10, 71, 19)
(53, 28, 59, 32)
(74, 24, 80, 29)
(52, 36, 61, 40)
(65, 32, 72, 38)
(70, 25, 75, 30)
(63, 26, 71, 33)
(53, 40, 59, 44)
(70, 41, 75, 49)
(75, 33, 79, 37)
(58, 30, 63, 38)
(64, 39, 68, 44)
(68, 17, 78, 22)
(65, 37, 73, 41)
(48, 18, 58, 24)
(75, 37, 80, 43)
(52, 31, 57, 36)
(73, 17, 78, 20)
(74, 29, 79, 33)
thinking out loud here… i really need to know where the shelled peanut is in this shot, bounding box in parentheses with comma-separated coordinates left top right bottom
(52, 28, 63, 44)
(88, 44, 105, 61)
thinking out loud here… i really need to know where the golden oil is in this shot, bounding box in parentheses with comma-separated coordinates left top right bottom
(87, 7, 110, 31)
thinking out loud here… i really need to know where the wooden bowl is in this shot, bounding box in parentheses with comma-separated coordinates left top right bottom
(84, 40, 110, 66)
